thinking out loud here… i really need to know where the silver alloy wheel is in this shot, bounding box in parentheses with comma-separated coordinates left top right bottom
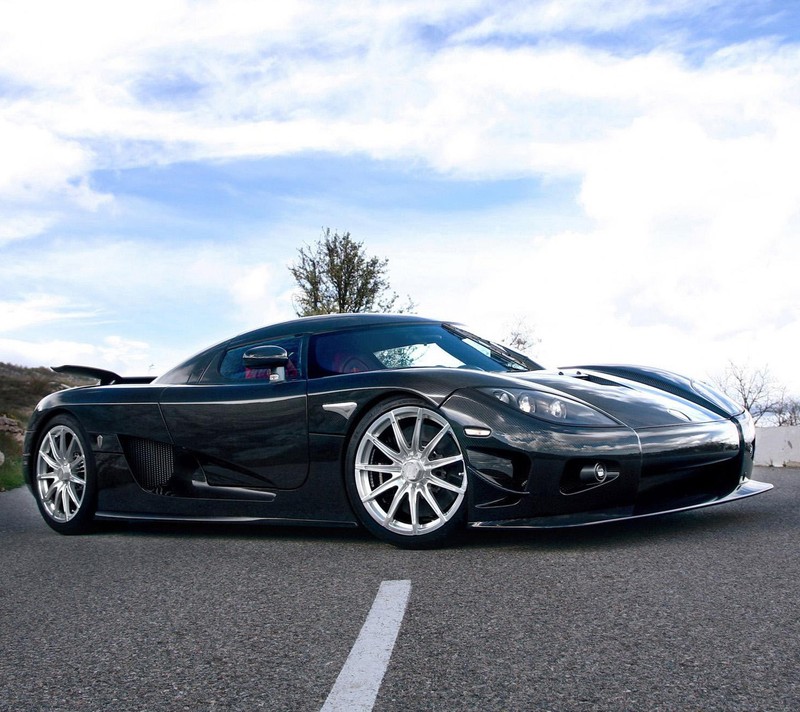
(354, 406, 466, 536)
(36, 424, 87, 523)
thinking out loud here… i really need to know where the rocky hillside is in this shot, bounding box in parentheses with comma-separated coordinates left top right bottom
(0, 362, 94, 423)
(0, 363, 94, 489)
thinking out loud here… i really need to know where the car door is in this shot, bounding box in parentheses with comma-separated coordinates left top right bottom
(159, 336, 309, 490)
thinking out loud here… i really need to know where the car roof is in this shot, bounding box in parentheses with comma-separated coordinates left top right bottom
(155, 313, 442, 384)
(227, 313, 439, 346)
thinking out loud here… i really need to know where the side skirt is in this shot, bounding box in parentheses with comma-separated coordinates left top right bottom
(93, 511, 360, 527)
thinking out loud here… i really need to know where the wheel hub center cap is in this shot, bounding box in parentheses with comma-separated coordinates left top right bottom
(401, 459, 425, 483)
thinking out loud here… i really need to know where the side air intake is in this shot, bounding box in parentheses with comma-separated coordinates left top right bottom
(122, 437, 175, 489)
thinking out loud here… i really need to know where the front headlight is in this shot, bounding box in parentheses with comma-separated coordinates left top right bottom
(739, 408, 755, 443)
(481, 388, 619, 427)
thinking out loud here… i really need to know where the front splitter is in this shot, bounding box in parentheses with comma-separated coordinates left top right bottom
(468, 479, 773, 529)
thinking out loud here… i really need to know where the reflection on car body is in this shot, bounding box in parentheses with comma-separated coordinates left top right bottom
(24, 313, 772, 547)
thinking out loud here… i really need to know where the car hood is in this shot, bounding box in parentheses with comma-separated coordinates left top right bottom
(507, 368, 726, 428)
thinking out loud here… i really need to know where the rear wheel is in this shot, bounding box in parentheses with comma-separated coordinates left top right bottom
(33, 415, 97, 534)
(345, 398, 468, 548)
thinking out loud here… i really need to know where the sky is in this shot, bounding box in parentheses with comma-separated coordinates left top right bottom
(1, 0, 799, 394)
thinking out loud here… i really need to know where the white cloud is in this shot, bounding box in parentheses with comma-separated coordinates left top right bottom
(0, 214, 56, 246)
(2, 2, 799, 183)
(1, 234, 299, 340)
(229, 263, 274, 304)
(96, 335, 154, 373)
(1, 0, 799, 392)
(452, 0, 717, 39)
(0, 335, 160, 375)
(0, 296, 99, 332)
(0, 241, 297, 374)
(0, 118, 111, 214)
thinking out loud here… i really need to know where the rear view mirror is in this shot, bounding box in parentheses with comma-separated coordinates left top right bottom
(242, 345, 289, 374)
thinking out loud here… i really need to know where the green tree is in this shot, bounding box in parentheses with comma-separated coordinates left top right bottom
(289, 229, 406, 316)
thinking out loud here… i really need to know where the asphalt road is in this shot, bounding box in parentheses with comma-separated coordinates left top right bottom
(1, 467, 798, 711)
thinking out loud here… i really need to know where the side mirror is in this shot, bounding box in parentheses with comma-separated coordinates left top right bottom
(242, 345, 289, 369)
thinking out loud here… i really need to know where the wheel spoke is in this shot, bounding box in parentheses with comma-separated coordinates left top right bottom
(356, 462, 401, 476)
(69, 457, 86, 483)
(384, 481, 409, 523)
(388, 412, 410, 455)
(55, 430, 68, 460)
(64, 436, 78, 462)
(40, 451, 59, 470)
(366, 433, 402, 464)
(59, 484, 71, 517)
(428, 453, 464, 470)
(65, 482, 81, 508)
(421, 423, 450, 459)
(421, 484, 446, 521)
(410, 410, 423, 453)
(361, 474, 403, 503)
(69, 472, 86, 486)
(43, 480, 58, 502)
(46, 432, 61, 463)
(429, 473, 466, 494)
(407, 488, 419, 535)
(36, 423, 88, 525)
(355, 404, 467, 539)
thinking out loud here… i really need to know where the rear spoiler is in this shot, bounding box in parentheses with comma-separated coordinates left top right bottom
(52, 365, 156, 386)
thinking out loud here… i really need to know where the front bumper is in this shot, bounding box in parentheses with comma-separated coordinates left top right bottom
(469, 478, 773, 528)
(441, 393, 768, 527)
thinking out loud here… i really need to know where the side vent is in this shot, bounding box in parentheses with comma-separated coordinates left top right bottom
(121, 437, 175, 490)
(467, 448, 529, 494)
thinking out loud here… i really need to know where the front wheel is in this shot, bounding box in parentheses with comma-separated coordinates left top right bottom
(345, 398, 468, 548)
(33, 415, 97, 534)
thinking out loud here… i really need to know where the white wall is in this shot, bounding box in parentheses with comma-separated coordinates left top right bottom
(755, 425, 800, 468)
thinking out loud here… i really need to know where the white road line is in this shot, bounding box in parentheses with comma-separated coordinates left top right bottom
(320, 579, 412, 712)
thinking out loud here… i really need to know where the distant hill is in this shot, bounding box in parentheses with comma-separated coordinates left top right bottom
(0, 362, 95, 425)
(0, 363, 96, 489)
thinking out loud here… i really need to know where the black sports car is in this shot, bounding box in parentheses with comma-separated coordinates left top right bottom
(23, 313, 772, 547)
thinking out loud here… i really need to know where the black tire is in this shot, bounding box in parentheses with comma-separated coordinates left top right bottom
(32, 414, 97, 534)
(345, 397, 468, 548)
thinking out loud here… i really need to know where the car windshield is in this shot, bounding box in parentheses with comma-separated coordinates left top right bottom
(309, 322, 542, 377)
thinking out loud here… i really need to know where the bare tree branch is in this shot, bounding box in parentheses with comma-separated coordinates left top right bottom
(504, 315, 541, 357)
(772, 389, 800, 426)
(712, 360, 781, 424)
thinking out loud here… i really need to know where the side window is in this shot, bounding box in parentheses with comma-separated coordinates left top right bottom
(309, 333, 384, 377)
(220, 337, 304, 382)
